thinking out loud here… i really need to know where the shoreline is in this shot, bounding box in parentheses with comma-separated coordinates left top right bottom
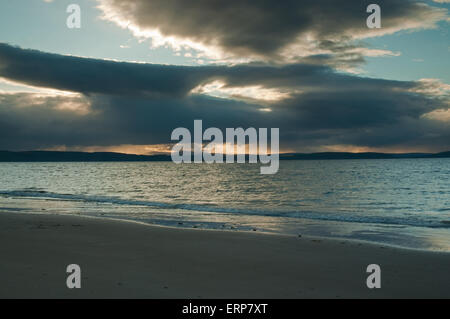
(3, 206, 449, 253)
(7, 209, 450, 253)
(0, 211, 449, 298)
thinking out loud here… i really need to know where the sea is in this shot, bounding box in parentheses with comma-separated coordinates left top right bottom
(0, 159, 449, 251)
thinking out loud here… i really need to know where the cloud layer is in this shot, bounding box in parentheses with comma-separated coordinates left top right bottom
(97, 0, 448, 63)
(0, 43, 448, 153)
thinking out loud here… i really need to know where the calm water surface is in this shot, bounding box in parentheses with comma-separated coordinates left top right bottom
(0, 159, 449, 251)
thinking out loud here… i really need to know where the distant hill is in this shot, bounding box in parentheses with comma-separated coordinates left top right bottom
(0, 151, 171, 162)
(278, 152, 449, 160)
(431, 151, 450, 158)
(0, 150, 449, 162)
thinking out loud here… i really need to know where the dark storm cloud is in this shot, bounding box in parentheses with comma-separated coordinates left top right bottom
(0, 93, 273, 149)
(1, 91, 448, 152)
(272, 90, 450, 150)
(0, 44, 448, 152)
(0, 43, 208, 98)
(97, 0, 447, 60)
(0, 43, 413, 96)
(277, 89, 437, 129)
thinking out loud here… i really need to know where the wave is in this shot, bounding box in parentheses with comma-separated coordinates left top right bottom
(0, 189, 449, 229)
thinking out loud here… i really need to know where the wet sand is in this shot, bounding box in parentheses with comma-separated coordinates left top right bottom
(0, 212, 449, 298)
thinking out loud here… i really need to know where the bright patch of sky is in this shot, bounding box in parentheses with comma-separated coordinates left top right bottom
(0, 0, 200, 66)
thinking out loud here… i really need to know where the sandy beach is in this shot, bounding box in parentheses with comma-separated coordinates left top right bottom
(0, 211, 449, 299)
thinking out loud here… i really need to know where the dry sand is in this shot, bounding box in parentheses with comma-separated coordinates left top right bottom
(0, 212, 449, 298)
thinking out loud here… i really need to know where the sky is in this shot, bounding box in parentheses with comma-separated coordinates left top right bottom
(0, 0, 449, 154)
